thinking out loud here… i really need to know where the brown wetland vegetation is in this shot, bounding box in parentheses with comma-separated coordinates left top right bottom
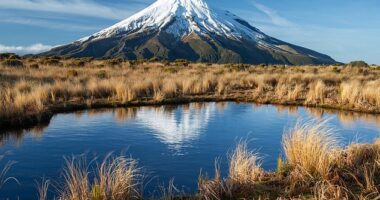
(2, 54, 380, 199)
(1, 54, 380, 128)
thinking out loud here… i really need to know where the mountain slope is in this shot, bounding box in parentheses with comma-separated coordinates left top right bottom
(42, 0, 336, 65)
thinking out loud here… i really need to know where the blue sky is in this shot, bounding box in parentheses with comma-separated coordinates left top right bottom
(0, 0, 379, 64)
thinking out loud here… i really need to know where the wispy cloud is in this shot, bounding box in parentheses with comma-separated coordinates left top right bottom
(0, 44, 54, 55)
(252, 2, 295, 27)
(0, 0, 146, 20)
(0, 17, 102, 31)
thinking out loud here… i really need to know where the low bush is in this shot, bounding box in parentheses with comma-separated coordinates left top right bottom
(1, 59, 24, 67)
(0, 53, 20, 60)
(349, 60, 369, 68)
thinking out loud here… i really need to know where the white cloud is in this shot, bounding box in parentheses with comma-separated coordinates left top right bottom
(0, 17, 102, 31)
(252, 3, 295, 27)
(0, 44, 54, 55)
(0, 0, 146, 20)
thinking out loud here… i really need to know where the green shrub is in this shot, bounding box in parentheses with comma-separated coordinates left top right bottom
(349, 61, 369, 68)
(1, 59, 24, 67)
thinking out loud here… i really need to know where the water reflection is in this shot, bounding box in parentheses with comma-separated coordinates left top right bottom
(114, 107, 138, 123)
(1, 102, 380, 200)
(0, 122, 50, 146)
(133, 103, 215, 151)
(275, 105, 299, 116)
(305, 107, 380, 129)
(2, 103, 380, 147)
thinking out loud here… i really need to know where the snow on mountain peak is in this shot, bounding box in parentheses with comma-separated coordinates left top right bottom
(79, 0, 267, 43)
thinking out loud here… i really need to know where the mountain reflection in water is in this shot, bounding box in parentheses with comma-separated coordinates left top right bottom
(2, 102, 380, 147)
(1, 102, 380, 200)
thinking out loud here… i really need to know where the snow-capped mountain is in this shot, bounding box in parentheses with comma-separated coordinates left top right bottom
(43, 0, 336, 65)
(79, 0, 265, 43)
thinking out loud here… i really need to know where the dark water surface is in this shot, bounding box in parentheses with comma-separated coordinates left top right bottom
(1, 102, 380, 199)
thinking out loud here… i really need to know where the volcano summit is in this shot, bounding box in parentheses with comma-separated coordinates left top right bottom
(43, 0, 336, 65)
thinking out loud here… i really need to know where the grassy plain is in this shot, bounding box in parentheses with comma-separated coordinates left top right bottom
(1, 55, 380, 128)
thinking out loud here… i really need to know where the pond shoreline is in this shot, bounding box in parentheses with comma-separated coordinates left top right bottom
(2, 92, 380, 131)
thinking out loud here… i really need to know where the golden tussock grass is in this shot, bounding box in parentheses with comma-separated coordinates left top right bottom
(58, 154, 141, 200)
(282, 120, 340, 179)
(228, 141, 264, 184)
(2, 58, 380, 126)
(198, 120, 380, 199)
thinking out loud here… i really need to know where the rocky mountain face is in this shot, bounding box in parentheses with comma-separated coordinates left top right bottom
(42, 0, 336, 65)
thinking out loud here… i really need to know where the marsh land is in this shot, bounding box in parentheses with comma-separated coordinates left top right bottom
(1, 55, 379, 128)
(1, 54, 380, 199)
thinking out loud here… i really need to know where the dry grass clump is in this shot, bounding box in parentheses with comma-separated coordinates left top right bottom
(198, 120, 380, 199)
(198, 164, 233, 200)
(282, 120, 340, 178)
(198, 142, 273, 200)
(58, 154, 141, 200)
(228, 141, 264, 184)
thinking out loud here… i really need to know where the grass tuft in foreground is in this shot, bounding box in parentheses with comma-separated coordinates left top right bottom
(198, 120, 380, 199)
(57, 154, 141, 200)
(229, 141, 263, 184)
(282, 120, 340, 179)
